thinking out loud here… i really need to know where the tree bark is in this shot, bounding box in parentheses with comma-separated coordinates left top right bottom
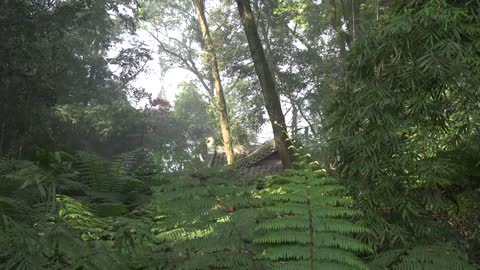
(329, 0, 349, 57)
(291, 98, 298, 136)
(0, 122, 5, 155)
(236, 0, 292, 168)
(192, 0, 235, 165)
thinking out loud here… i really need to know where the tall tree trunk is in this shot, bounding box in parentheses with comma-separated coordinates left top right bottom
(329, 0, 349, 57)
(291, 98, 298, 136)
(192, 0, 235, 165)
(0, 121, 5, 155)
(236, 0, 292, 168)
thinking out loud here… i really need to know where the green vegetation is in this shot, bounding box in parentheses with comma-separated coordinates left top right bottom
(1, 0, 479, 269)
(0, 153, 372, 269)
(255, 169, 372, 270)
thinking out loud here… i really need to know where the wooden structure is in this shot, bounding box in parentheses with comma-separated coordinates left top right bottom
(204, 138, 284, 176)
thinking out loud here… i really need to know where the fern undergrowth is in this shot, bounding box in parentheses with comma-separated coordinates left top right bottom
(1, 149, 476, 269)
(0, 151, 157, 270)
(369, 242, 477, 270)
(255, 169, 372, 270)
(147, 168, 263, 270)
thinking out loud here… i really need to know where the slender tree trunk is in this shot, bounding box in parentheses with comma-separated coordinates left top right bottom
(0, 121, 5, 155)
(329, 0, 349, 57)
(291, 99, 298, 136)
(236, 0, 292, 168)
(192, 0, 235, 165)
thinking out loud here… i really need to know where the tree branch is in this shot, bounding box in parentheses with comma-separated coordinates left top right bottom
(145, 28, 213, 98)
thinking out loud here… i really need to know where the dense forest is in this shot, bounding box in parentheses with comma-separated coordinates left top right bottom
(1, 0, 479, 269)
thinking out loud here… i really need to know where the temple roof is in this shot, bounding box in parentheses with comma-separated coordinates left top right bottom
(205, 140, 284, 176)
(234, 140, 276, 169)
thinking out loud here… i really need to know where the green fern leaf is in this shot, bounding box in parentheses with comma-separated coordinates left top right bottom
(256, 169, 372, 270)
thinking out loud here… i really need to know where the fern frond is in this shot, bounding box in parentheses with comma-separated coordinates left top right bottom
(147, 168, 261, 269)
(56, 195, 106, 239)
(369, 243, 477, 270)
(256, 169, 372, 270)
(74, 152, 118, 192)
(113, 148, 147, 175)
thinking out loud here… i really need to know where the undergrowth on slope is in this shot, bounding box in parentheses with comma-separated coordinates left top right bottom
(369, 242, 477, 270)
(147, 168, 264, 269)
(0, 150, 157, 270)
(2, 148, 476, 269)
(144, 157, 372, 270)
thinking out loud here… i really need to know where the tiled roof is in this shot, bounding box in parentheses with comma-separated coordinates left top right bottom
(234, 140, 276, 169)
(205, 140, 284, 176)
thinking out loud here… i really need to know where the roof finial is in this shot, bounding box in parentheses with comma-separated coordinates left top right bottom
(206, 137, 216, 154)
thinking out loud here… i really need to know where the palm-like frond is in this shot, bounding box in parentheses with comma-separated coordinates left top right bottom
(369, 243, 477, 270)
(255, 169, 372, 270)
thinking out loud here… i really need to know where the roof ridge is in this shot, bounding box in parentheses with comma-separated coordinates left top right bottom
(234, 140, 276, 169)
